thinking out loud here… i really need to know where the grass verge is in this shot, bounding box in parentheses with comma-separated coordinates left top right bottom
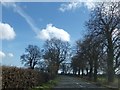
(32, 76, 60, 90)
(80, 76, 119, 89)
(97, 76, 119, 88)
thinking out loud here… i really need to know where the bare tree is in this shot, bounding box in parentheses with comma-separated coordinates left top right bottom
(86, 2, 120, 82)
(76, 40, 87, 76)
(71, 55, 79, 75)
(73, 34, 106, 81)
(20, 45, 41, 69)
(43, 38, 70, 75)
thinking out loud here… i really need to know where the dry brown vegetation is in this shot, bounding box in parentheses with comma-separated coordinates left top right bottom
(2, 66, 50, 89)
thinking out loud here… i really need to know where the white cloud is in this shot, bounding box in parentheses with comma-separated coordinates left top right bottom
(59, 2, 81, 12)
(13, 5, 39, 33)
(0, 51, 14, 60)
(0, 51, 6, 59)
(59, 0, 96, 12)
(84, 0, 96, 10)
(0, 22, 16, 40)
(1, 0, 15, 2)
(37, 24, 70, 42)
(8, 53, 14, 57)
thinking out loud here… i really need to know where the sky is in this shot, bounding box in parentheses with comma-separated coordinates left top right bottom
(0, 1, 93, 67)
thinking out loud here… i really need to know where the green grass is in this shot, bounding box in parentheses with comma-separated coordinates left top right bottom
(32, 76, 60, 90)
(97, 77, 108, 85)
(97, 76, 119, 88)
(78, 76, 119, 88)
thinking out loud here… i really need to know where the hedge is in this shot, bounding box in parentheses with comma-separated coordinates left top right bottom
(2, 66, 50, 89)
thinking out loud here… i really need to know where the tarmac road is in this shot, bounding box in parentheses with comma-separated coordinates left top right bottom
(53, 75, 118, 90)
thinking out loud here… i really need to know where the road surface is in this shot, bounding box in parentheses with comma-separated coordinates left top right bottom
(53, 75, 118, 90)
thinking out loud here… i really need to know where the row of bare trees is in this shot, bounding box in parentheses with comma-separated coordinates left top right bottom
(20, 2, 120, 83)
(71, 2, 120, 82)
(20, 38, 70, 76)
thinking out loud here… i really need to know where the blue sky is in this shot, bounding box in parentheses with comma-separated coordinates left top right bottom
(1, 2, 91, 67)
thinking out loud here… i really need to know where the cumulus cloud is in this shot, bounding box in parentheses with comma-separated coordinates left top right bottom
(0, 22, 16, 40)
(37, 24, 70, 42)
(0, 51, 6, 59)
(59, 0, 96, 12)
(8, 53, 14, 57)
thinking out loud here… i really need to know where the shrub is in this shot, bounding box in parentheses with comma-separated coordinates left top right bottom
(2, 66, 50, 89)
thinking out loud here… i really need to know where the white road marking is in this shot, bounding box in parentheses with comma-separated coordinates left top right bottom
(79, 84, 84, 87)
(76, 83, 85, 87)
(86, 82, 90, 84)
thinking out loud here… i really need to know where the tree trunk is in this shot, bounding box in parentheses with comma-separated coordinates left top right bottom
(94, 59, 98, 82)
(73, 68, 76, 75)
(55, 64, 59, 75)
(86, 68, 89, 76)
(107, 32, 114, 82)
(82, 68, 84, 77)
(89, 63, 93, 80)
(78, 67, 80, 76)
(29, 59, 33, 69)
(107, 49, 114, 82)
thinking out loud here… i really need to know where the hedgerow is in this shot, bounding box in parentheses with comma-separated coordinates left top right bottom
(2, 66, 50, 89)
